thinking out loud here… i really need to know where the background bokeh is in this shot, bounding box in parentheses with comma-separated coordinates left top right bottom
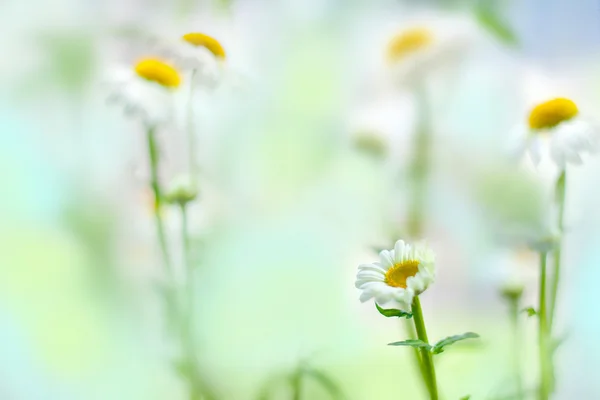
(2, 0, 600, 399)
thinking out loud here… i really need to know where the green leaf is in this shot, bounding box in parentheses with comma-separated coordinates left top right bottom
(388, 339, 431, 350)
(474, 7, 518, 47)
(432, 332, 480, 354)
(459, 396, 471, 400)
(522, 307, 537, 317)
(375, 303, 413, 319)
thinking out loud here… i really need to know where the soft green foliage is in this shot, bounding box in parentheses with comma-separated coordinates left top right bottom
(474, 1, 518, 46)
(431, 332, 480, 355)
(389, 332, 480, 354)
(303, 368, 347, 400)
(523, 307, 538, 317)
(30, 30, 96, 97)
(375, 303, 413, 319)
(257, 362, 346, 400)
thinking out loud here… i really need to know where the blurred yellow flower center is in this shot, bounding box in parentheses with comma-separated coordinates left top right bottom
(387, 28, 433, 62)
(385, 260, 420, 288)
(528, 98, 579, 130)
(134, 59, 181, 88)
(182, 33, 226, 59)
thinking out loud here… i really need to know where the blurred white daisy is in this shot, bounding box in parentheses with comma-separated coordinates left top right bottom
(355, 239, 436, 312)
(385, 15, 474, 86)
(155, 32, 227, 90)
(512, 97, 599, 168)
(106, 58, 182, 127)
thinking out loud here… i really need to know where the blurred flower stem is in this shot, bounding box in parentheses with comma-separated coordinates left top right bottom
(291, 367, 303, 400)
(538, 252, 550, 400)
(412, 296, 438, 400)
(506, 289, 524, 400)
(187, 69, 199, 183)
(404, 83, 432, 393)
(180, 202, 194, 325)
(146, 125, 173, 277)
(549, 170, 566, 330)
(146, 127, 212, 399)
(406, 84, 431, 239)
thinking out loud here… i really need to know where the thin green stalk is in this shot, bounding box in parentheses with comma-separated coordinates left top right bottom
(403, 83, 432, 393)
(407, 84, 431, 239)
(412, 296, 439, 400)
(146, 127, 211, 399)
(403, 318, 428, 390)
(178, 204, 215, 400)
(187, 69, 198, 183)
(549, 170, 566, 331)
(146, 125, 173, 277)
(180, 203, 194, 320)
(508, 297, 524, 400)
(538, 252, 550, 400)
(291, 368, 302, 400)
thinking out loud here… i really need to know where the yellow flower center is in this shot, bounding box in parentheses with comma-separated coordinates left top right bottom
(182, 33, 226, 60)
(528, 98, 579, 130)
(134, 59, 181, 88)
(384, 260, 420, 288)
(387, 27, 433, 62)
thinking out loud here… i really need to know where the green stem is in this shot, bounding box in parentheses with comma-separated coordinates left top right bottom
(508, 297, 524, 400)
(403, 318, 428, 393)
(402, 83, 432, 394)
(549, 170, 566, 331)
(538, 252, 550, 400)
(407, 84, 431, 239)
(146, 125, 173, 277)
(180, 203, 194, 333)
(291, 368, 302, 400)
(187, 69, 198, 183)
(412, 296, 439, 400)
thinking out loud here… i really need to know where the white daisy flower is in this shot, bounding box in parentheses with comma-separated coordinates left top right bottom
(512, 97, 600, 168)
(106, 58, 182, 127)
(355, 240, 436, 312)
(385, 15, 474, 86)
(156, 32, 226, 90)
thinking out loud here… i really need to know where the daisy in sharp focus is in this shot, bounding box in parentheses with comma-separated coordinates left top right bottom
(106, 58, 182, 127)
(355, 240, 436, 312)
(513, 97, 599, 168)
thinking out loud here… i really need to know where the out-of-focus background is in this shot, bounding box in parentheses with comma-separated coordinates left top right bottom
(2, 0, 600, 399)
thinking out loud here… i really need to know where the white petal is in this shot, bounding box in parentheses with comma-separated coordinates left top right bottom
(407, 275, 425, 293)
(359, 290, 375, 303)
(357, 263, 387, 274)
(373, 289, 395, 305)
(394, 240, 406, 263)
(358, 282, 388, 301)
(528, 136, 543, 165)
(355, 276, 385, 289)
(379, 250, 394, 269)
(356, 270, 386, 282)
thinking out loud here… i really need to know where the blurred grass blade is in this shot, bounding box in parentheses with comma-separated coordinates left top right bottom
(474, 2, 518, 46)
